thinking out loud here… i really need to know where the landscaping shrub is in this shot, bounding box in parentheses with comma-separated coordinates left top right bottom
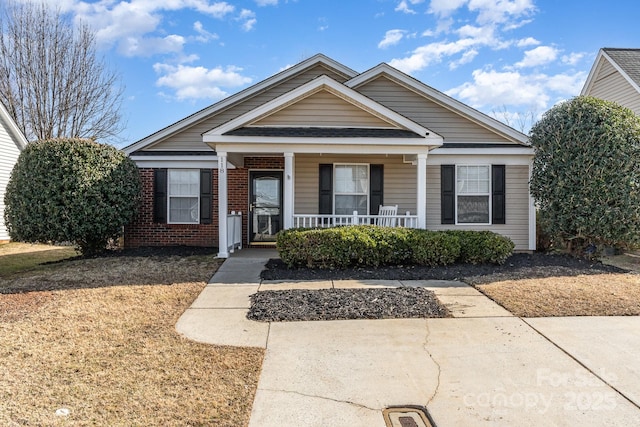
(277, 226, 514, 268)
(4, 138, 141, 256)
(409, 230, 460, 266)
(445, 230, 515, 265)
(529, 96, 640, 254)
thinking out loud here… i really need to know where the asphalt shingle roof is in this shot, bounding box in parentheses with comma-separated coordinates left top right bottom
(224, 127, 425, 138)
(604, 48, 640, 87)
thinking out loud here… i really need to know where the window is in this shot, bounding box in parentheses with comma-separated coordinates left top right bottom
(168, 169, 199, 223)
(334, 164, 368, 215)
(456, 165, 490, 224)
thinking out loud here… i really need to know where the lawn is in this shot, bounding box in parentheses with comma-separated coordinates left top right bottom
(0, 247, 264, 426)
(469, 255, 640, 317)
(0, 242, 78, 276)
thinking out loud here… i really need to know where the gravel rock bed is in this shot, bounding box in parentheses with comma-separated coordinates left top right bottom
(247, 287, 451, 322)
(261, 253, 626, 282)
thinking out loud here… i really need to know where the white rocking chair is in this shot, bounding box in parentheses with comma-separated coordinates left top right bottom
(376, 205, 398, 227)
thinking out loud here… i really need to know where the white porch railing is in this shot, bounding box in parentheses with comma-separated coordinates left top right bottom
(226, 211, 242, 253)
(293, 211, 419, 229)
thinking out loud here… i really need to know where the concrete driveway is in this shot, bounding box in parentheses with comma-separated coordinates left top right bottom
(177, 252, 640, 427)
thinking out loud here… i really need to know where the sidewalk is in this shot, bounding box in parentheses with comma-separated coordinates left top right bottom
(176, 250, 640, 427)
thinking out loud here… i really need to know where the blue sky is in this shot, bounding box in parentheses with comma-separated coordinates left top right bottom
(39, 0, 640, 145)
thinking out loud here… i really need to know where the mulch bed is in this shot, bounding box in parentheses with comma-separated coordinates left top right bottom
(261, 253, 626, 282)
(248, 287, 451, 322)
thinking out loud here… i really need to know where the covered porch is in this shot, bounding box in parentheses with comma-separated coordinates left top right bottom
(213, 150, 437, 258)
(203, 75, 443, 257)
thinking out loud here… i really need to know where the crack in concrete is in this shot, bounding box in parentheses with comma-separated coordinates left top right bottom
(259, 387, 380, 412)
(423, 321, 441, 406)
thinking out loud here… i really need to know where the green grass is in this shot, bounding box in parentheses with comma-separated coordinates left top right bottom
(0, 242, 78, 276)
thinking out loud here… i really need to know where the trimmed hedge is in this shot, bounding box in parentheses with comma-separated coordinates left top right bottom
(276, 225, 514, 268)
(444, 230, 515, 265)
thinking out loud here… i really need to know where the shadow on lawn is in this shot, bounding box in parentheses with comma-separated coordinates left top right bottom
(0, 246, 222, 294)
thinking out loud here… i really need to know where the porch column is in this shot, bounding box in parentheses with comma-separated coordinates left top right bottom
(416, 153, 427, 229)
(217, 152, 229, 258)
(283, 152, 294, 229)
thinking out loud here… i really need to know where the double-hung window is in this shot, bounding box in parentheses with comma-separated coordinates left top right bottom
(456, 165, 490, 224)
(168, 169, 200, 224)
(334, 164, 369, 215)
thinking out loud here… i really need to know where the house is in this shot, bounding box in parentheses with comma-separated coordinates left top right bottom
(0, 102, 27, 241)
(123, 54, 536, 257)
(581, 48, 640, 115)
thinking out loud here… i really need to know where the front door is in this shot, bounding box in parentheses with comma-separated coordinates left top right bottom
(249, 171, 283, 244)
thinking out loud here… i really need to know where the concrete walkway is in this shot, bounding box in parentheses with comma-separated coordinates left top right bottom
(176, 250, 640, 427)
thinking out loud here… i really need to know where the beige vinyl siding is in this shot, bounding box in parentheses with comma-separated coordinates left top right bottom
(426, 164, 530, 250)
(294, 154, 417, 214)
(356, 76, 512, 143)
(0, 119, 22, 240)
(149, 65, 350, 151)
(589, 58, 640, 115)
(252, 89, 394, 128)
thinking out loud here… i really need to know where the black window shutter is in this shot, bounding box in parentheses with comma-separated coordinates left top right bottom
(441, 165, 455, 224)
(200, 169, 212, 224)
(492, 165, 506, 224)
(319, 164, 333, 214)
(369, 164, 384, 215)
(154, 168, 167, 223)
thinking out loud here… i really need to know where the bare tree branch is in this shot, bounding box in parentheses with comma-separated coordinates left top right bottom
(0, 1, 125, 142)
(491, 104, 538, 134)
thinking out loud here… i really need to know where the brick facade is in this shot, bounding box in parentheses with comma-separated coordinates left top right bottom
(124, 157, 284, 248)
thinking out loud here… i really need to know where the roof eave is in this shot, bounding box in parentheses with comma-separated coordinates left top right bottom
(346, 63, 530, 146)
(123, 54, 359, 155)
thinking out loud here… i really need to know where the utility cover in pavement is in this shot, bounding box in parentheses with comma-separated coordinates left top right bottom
(383, 407, 434, 427)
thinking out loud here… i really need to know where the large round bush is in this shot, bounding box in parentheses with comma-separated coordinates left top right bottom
(4, 138, 141, 255)
(529, 96, 640, 253)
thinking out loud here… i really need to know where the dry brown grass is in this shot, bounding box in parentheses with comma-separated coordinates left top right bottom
(0, 254, 264, 426)
(476, 273, 640, 317)
(0, 242, 78, 276)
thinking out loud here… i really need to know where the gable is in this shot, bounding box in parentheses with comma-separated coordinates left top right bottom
(250, 88, 398, 128)
(133, 62, 355, 152)
(604, 48, 640, 88)
(585, 54, 640, 115)
(355, 75, 513, 144)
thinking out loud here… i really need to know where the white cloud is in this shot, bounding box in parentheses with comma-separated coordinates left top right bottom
(395, 0, 424, 14)
(60, 0, 235, 56)
(450, 49, 478, 69)
(378, 29, 406, 49)
(447, 68, 587, 111)
(193, 21, 218, 42)
(448, 69, 548, 108)
(562, 52, 585, 66)
(516, 37, 540, 47)
(515, 45, 559, 68)
(153, 63, 253, 101)
(390, 38, 479, 73)
(428, 0, 468, 17)
(238, 9, 257, 31)
(467, 0, 536, 25)
(393, 0, 537, 75)
(255, 0, 278, 5)
(119, 34, 186, 57)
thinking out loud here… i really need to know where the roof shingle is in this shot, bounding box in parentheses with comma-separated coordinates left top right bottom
(603, 48, 640, 87)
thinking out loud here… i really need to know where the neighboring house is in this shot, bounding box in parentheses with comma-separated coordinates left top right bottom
(123, 54, 535, 257)
(581, 48, 640, 115)
(0, 102, 27, 241)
